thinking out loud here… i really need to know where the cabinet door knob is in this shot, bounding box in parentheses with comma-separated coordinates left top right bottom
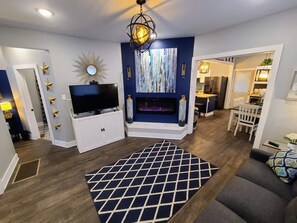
(101, 128, 105, 132)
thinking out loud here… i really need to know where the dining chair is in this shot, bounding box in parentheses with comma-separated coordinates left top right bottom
(232, 97, 245, 126)
(234, 104, 261, 141)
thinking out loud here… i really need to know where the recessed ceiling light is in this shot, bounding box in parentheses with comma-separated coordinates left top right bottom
(37, 8, 54, 17)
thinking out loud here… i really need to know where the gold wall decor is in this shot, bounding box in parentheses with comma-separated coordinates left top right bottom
(181, 63, 186, 78)
(73, 52, 107, 84)
(52, 108, 59, 118)
(127, 65, 132, 80)
(48, 96, 56, 104)
(41, 62, 49, 74)
(54, 123, 61, 130)
(45, 79, 53, 90)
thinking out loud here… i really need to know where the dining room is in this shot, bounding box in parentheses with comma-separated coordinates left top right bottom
(194, 51, 275, 142)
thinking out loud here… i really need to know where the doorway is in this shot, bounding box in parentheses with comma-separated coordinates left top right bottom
(12, 64, 53, 141)
(188, 45, 283, 148)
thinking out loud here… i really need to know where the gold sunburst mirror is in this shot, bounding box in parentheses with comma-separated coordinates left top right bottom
(73, 52, 107, 84)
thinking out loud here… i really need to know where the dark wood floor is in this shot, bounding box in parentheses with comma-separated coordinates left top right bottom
(0, 110, 254, 223)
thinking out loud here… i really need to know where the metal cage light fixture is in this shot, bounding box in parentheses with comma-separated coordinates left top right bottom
(126, 0, 157, 53)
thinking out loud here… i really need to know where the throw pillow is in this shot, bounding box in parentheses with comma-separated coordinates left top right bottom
(266, 150, 297, 183)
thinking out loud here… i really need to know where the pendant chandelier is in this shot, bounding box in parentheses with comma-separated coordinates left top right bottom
(126, 0, 157, 53)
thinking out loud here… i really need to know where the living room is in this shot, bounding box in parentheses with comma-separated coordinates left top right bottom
(1, 1, 297, 222)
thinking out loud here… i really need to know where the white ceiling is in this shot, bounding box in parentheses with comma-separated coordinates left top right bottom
(0, 0, 296, 43)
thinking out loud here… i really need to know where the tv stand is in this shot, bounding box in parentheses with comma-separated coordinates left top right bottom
(71, 110, 125, 153)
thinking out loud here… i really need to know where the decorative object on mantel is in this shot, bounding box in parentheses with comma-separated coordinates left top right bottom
(135, 48, 177, 93)
(181, 63, 186, 78)
(287, 70, 297, 101)
(52, 108, 59, 118)
(284, 133, 297, 151)
(54, 123, 61, 130)
(127, 65, 132, 80)
(178, 95, 186, 127)
(48, 96, 56, 104)
(126, 0, 157, 53)
(40, 62, 49, 74)
(73, 52, 107, 84)
(126, 95, 133, 123)
(44, 79, 53, 91)
(199, 61, 210, 74)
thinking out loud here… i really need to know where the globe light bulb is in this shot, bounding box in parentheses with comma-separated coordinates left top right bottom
(133, 24, 150, 44)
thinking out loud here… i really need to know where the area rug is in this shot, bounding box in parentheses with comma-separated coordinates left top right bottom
(85, 140, 219, 223)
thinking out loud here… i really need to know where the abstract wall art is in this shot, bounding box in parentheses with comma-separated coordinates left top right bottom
(135, 48, 177, 93)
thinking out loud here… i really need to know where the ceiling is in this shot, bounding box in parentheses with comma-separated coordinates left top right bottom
(0, 0, 296, 43)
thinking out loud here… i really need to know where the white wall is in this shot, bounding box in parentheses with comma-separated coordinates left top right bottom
(194, 7, 297, 143)
(0, 25, 123, 144)
(0, 47, 7, 69)
(235, 54, 269, 69)
(0, 109, 18, 194)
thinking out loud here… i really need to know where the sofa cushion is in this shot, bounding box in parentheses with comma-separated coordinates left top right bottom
(237, 158, 293, 200)
(194, 199, 246, 223)
(285, 196, 297, 223)
(216, 176, 288, 223)
(266, 150, 297, 183)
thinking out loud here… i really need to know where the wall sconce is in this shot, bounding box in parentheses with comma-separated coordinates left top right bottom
(181, 63, 186, 78)
(0, 101, 13, 119)
(127, 65, 132, 80)
(199, 61, 210, 74)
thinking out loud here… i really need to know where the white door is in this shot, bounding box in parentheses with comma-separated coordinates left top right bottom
(13, 66, 40, 140)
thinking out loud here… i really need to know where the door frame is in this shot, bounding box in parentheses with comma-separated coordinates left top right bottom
(188, 44, 283, 149)
(12, 64, 54, 142)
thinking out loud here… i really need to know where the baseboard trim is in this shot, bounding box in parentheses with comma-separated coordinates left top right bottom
(0, 154, 19, 195)
(53, 140, 76, 148)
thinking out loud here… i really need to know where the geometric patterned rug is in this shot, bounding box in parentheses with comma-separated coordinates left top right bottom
(85, 140, 219, 223)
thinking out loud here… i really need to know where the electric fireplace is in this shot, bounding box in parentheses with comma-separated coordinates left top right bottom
(136, 97, 177, 114)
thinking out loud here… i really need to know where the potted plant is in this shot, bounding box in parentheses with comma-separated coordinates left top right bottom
(284, 133, 297, 151)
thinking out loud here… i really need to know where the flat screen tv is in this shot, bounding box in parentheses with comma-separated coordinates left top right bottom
(69, 84, 119, 114)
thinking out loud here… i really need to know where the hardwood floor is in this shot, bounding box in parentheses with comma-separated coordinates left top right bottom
(0, 110, 254, 223)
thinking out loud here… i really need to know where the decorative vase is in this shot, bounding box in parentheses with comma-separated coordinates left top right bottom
(287, 142, 297, 151)
(126, 95, 133, 124)
(178, 95, 186, 127)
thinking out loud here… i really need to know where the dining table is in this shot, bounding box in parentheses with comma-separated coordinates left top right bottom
(227, 105, 262, 131)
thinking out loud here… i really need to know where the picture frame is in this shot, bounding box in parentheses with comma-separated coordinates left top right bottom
(286, 69, 297, 101)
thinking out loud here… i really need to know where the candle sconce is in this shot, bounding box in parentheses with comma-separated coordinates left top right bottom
(181, 63, 186, 78)
(127, 65, 132, 80)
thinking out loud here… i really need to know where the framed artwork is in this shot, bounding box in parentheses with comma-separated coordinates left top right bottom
(135, 48, 177, 93)
(287, 70, 297, 101)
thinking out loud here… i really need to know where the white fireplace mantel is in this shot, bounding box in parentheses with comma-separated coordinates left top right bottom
(125, 122, 188, 140)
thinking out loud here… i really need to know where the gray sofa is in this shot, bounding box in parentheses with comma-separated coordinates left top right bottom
(195, 149, 297, 223)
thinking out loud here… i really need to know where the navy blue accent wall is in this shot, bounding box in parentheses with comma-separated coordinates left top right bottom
(0, 70, 23, 133)
(121, 37, 194, 123)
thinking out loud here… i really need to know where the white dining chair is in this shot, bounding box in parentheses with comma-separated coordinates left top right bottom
(232, 97, 245, 126)
(234, 104, 261, 141)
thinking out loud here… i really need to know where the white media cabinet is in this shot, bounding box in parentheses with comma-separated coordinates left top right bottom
(71, 110, 125, 153)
